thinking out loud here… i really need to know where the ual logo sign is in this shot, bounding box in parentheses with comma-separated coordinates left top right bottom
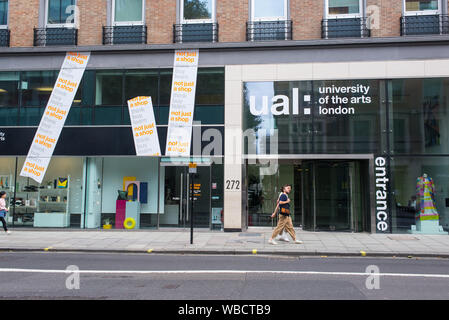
(249, 84, 372, 116)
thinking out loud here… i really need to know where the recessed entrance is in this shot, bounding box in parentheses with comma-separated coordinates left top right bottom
(246, 159, 371, 232)
(300, 160, 370, 232)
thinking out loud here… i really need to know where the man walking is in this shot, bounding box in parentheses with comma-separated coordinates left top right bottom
(268, 185, 302, 245)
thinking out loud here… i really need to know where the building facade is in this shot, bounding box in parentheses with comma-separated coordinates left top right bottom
(0, 0, 449, 234)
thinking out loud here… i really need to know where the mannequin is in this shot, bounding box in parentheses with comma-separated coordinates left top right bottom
(416, 173, 439, 221)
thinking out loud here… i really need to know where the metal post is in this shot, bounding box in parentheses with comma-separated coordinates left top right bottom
(190, 172, 194, 244)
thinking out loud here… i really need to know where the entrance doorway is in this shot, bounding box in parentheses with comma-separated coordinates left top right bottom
(161, 163, 211, 228)
(246, 159, 370, 232)
(300, 160, 369, 232)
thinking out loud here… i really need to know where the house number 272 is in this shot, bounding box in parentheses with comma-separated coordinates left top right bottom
(225, 180, 240, 190)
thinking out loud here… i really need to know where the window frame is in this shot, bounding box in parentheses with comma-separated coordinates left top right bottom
(45, 0, 77, 28)
(180, 0, 216, 24)
(403, 0, 441, 16)
(325, 0, 364, 19)
(0, 0, 8, 29)
(112, 0, 145, 26)
(251, 0, 288, 22)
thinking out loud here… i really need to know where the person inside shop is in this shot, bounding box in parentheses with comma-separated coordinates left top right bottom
(0, 191, 11, 234)
(268, 184, 302, 245)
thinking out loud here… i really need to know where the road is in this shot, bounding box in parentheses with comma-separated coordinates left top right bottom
(0, 252, 449, 300)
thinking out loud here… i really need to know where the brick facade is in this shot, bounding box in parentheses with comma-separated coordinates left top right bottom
(8, 0, 39, 47)
(291, 0, 324, 40)
(147, 0, 176, 44)
(3, 1, 449, 47)
(367, 0, 402, 37)
(78, 0, 107, 46)
(217, 0, 248, 43)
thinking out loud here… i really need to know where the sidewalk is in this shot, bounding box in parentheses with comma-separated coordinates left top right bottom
(1, 227, 449, 258)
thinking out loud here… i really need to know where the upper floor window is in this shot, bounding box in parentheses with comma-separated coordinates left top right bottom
(404, 0, 441, 15)
(0, 0, 7, 26)
(181, 0, 215, 23)
(251, 0, 288, 21)
(46, 0, 76, 26)
(113, 0, 144, 25)
(326, 0, 362, 17)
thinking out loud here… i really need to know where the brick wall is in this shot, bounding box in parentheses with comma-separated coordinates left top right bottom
(217, 0, 248, 42)
(291, 0, 324, 40)
(8, 0, 40, 47)
(367, 0, 402, 37)
(147, 0, 176, 44)
(78, 0, 107, 46)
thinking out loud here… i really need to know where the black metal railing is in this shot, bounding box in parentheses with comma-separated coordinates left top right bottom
(173, 23, 218, 43)
(103, 25, 147, 45)
(401, 14, 449, 35)
(34, 28, 78, 46)
(322, 18, 370, 39)
(0, 29, 10, 47)
(246, 20, 292, 41)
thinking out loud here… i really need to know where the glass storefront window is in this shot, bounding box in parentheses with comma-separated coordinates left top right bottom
(47, 0, 76, 25)
(0, 72, 19, 126)
(11, 157, 83, 228)
(95, 70, 123, 125)
(328, 0, 361, 15)
(183, 0, 213, 20)
(20, 71, 57, 126)
(391, 156, 449, 233)
(390, 78, 449, 155)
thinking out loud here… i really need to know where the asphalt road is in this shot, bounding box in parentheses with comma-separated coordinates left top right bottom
(0, 252, 449, 300)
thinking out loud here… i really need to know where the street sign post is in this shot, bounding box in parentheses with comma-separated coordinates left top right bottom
(189, 163, 197, 244)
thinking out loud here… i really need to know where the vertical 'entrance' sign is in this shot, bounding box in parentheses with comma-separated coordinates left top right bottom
(165, 49, 199, 156)
(127, 96, 161, 156)
(20, 52, 90, 184)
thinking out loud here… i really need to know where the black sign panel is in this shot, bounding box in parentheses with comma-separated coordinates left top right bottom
(0, 126, 224, 156)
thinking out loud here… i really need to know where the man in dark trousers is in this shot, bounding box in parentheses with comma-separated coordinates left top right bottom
(268, 184, 302, 245)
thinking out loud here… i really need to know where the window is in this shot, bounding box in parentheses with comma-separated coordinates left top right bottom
(46, 0, 76, 26)
(326, 0, 362, 17)
(404, 0, 440, 14)
(113, 0, 144, 25)
(182, 0, 215, 22)
(251, 0, 287, 21)
(0, 0, 7, 26)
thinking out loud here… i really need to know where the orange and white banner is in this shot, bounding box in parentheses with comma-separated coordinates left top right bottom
(127, 96, 161, 156)
(20, 52, 90, 184)
(165, 49, 199, 156)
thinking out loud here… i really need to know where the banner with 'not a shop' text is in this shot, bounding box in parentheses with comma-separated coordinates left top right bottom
(20, 52, 90, 184)
(165, 49, 199, 157)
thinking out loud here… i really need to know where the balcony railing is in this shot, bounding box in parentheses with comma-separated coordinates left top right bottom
(0, 29, 10, 47)
(401, 14, 449, 36)
(173, 23, 218, 43)
(34, 28, 78, 46)
(322, 18, 370, 39)
(246, 20, 292, 41)
(103, 25, 147, 45)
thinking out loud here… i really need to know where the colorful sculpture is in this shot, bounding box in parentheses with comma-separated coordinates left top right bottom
(416, 174, 439, 221)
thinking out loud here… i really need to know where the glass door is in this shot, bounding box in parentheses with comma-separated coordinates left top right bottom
(302, 160, 356, 231)
(161, 163, 211, 228)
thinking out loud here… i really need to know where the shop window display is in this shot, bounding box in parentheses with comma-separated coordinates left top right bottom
(391, 157, 449, 233)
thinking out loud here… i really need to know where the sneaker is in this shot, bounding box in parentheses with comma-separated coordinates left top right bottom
(268, 239, 277, 245)
(6, 231, 11, 235)
(294, 240, 303, 244)
(280, 237, 290, 242)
